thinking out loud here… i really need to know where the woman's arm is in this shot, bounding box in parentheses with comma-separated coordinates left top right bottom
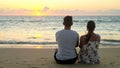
(98, 35, 101, 43)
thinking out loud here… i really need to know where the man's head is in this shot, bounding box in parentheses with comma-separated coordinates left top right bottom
(63, 16, 73, 27)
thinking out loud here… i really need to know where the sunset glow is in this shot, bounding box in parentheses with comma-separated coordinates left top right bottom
(0, 0, 120, 16)
(36, 46, 42, 48)
(33, 11, 41, 16)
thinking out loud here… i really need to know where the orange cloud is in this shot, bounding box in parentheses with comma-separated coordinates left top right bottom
(0, 8, 34, 16)
(0, 8, 120, 16)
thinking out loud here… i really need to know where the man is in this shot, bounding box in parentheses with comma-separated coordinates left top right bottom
(54, 16, 79, 64)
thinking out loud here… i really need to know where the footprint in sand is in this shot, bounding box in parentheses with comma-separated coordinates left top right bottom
(32, 67, 38, 68)
(0, 66, 3, 68)
(110, 62, 116, 66)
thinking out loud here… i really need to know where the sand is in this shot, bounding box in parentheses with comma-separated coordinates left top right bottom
(0, 48, 120, 68)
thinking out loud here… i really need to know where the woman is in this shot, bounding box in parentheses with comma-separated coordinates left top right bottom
(78, 20, 101, 64)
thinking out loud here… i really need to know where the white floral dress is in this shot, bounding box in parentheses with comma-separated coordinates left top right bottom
(78, 41, 100, 64)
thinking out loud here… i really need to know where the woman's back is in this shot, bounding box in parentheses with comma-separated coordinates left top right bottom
(78, 33, 100, 64)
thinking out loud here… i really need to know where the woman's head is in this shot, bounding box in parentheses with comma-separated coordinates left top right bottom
(87, 20, 96, 32)
(63, 16, 73, 27)
(85, 20, 96, 43)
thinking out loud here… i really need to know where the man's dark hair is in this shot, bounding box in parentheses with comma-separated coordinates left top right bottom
(63, 16, 73, 26)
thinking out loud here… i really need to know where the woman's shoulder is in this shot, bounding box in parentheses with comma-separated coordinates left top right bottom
(81, 33, 100, 37)
(91, 33, 100, 42)
(95, 33, 100, 36)
(94, 33, 100, 39)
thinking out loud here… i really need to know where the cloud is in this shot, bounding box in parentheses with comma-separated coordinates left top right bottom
(0, 8, 34, 16)
(47, 9, 87, 16)
(105, 9, 120, 14)
(93, 9, 120, 15)
(41, 6, 49, 12)
(48, 9, 120, 16)
(0, 8, 120, 16)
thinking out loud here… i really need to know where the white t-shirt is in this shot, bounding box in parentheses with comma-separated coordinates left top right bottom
(56, 29, 79, 60)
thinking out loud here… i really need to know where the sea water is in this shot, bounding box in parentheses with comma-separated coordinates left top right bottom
(0, 16, 120, 48)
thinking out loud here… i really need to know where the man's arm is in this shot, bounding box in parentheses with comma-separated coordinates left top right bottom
(76, 40, 79, 47)
(75, 34, 79, 47)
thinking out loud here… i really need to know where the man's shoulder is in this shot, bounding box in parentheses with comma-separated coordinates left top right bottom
(71, 30, 78, 34)
(56, 30, 79, 35)
(56, 30, 64, 36)
(69, 30, 79, 37)
(56, 30, 63, 34)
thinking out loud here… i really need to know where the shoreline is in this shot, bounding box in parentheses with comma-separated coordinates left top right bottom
(0, 44, 120, 49)
(0, 48, 120, 68)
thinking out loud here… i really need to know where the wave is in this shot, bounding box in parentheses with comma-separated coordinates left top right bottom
(101, 39, 120, 45)
(0, 20, 42, 23)
(0, 40, 57, 45)
(102, 39, 120, 42)
(0, 39, 120, 45)
(0, 40, 120, 48)
(72, 20, 120, 23)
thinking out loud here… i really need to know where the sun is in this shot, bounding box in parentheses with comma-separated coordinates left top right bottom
(35, 11, 41, 16)
(33, 10, 45, 16)
(36, 12, 40, 16)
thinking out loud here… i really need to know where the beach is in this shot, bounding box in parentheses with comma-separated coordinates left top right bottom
(0, 47, 120, 68)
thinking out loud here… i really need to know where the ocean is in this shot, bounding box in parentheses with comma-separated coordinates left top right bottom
(0, 16, 120, 48)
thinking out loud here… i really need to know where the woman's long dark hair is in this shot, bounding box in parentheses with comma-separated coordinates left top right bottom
(85, 20, 96, 43)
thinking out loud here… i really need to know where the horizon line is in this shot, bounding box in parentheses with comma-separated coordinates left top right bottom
(0, 15, 120, 17)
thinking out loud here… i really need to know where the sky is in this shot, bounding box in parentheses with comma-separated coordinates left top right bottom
(0, 0, 120, 16)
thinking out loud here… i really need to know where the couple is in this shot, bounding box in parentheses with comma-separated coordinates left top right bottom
(54, 16, 101, 64)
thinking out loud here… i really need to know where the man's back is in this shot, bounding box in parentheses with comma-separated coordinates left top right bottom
(56, 29, 79, 60)
(54, 16, 79, 64)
